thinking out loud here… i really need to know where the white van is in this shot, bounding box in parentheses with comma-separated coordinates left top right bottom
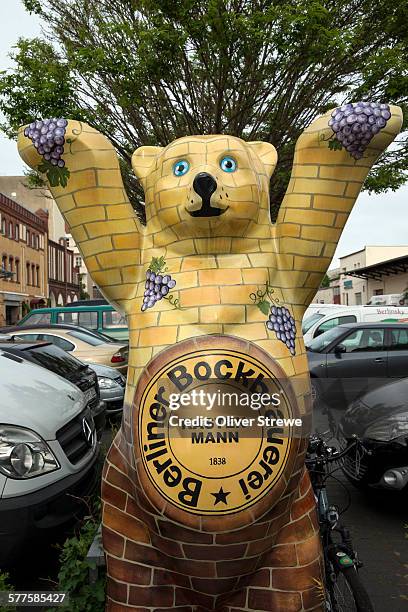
(366, 294, 405, 306)
(0, 350, 98, 566)
(302, 304, 349, 336)
(303, 305, 408, 346)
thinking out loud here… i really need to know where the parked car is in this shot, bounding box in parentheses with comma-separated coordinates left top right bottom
(0, 337, 107, 435)
(4, 326, 128, 374)
(18, 304, 128, 341)
(338, 377, 408, 491)
(302, 304, 349, 336)
(303, 305, 408, 346)
(307, 322, 408, 410)
(366, 293, 406, 306)
(90, 362, 126, 416)
(1, 322, 123, 344)
(0, 350, 99, 566)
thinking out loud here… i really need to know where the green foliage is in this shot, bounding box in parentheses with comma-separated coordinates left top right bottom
(149, 256, 167, 274)
(49, 494, 105, 612)
(0, 572, 15, 612)
(0, 0, 407, 221)
(257, 300, 271, 315)
(320, 274, 331, 288)
(37, 160, 70, 187)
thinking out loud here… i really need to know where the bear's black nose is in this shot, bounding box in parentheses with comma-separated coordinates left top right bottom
(193, 172, 217, 200)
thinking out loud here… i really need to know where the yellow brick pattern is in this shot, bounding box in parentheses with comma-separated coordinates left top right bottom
(17, 107, 402, 399)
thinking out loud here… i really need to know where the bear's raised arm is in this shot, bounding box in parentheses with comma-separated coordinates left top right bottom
(17, 120, 144, 312)
(276, 103, 403, 305)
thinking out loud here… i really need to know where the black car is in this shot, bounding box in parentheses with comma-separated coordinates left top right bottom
(0, 338, 106, 438)
(307, 322, 408, 410)
(338, 377, 408, 492)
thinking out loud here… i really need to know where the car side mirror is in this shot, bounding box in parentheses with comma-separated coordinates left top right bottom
(334, 344, 346, 355)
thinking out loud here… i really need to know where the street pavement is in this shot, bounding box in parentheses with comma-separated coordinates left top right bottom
(314, 406, 408, 611)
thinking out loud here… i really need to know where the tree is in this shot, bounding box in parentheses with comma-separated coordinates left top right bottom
(320, 274, 331, 288)
(1, 0, 408, 222)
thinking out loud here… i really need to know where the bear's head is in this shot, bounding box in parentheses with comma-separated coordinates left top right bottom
(132, 135, 277, 242)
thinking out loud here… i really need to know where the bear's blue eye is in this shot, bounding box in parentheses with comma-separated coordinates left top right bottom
(220, 156, 237, 172)
(173, 160, 189, 176)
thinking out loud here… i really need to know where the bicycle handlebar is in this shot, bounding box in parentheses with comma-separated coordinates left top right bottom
(305, 435, 367, 466)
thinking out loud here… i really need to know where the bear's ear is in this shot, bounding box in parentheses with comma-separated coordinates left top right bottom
(247, 141, 278, 178)
(132, 146, 163, 184)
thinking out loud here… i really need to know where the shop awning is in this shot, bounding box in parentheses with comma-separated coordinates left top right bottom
(346, 254, 408, 281)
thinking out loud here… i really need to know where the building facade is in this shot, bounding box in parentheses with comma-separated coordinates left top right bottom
(0, 193, 48, 325)
(313, 246, 408, 305)
(0, 176, 91, 302)
(48, 238, 80, 306)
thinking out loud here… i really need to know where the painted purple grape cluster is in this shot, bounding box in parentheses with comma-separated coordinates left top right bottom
(266, 305, 296, 355)
(142, 270, 176, 311)
(328, 102, 391, 159)
(24, 118, 68, 167)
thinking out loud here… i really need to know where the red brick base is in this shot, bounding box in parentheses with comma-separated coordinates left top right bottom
(102, 429, 325, 611)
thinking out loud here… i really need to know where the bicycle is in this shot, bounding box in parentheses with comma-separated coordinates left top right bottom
(305, 433, 374, 612)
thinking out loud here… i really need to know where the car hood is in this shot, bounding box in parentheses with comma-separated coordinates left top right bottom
(341, 377, 408, 436)
(86, 362, 121, 378)
(0, 351, 85, 440)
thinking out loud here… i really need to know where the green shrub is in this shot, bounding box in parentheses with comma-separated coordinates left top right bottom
(0, 572, 16, 612)
(50, 497, 106, 612)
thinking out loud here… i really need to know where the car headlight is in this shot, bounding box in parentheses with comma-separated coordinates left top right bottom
(97, 376, 117, 389)
(365, 414, 408, 442)
(0, 425, 60, 479)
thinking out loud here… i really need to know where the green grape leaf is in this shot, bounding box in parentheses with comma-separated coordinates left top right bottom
(257, 300, 270, 315)
(328, 139, 343, 151)
(149, 255, 167, 273)
(37, 161, 70, 187)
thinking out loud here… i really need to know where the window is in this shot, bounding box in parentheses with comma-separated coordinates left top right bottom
(26, 263, 30, 286)
(102, 310, 127, 329)
(14, 224, 19, 241)
(36, 265, 40, 288)
(67, 330, 105, 346)
(8, 257, 13, 281)
(315, 315, 357, 337)
(40, 334, 75, 352)
(8, 222, 13, 239)
(26, 230, 30, 245)
(1, 255, 7, 273)
(31, 264, 36, 286)
(13, 333, 41, 342)
(334, 328, 385, 353)
(36, 235, 39, 249)
(15, 259, 20, 283)
(78, 311, 98, 329)
(31, 233, 36, 248)
(57, 312, 79, 326)
(75, 256, 82, 268)
(390, 329, 408, 351)
(355, 292, 362, 305)
(1, 219, 6, 235)
(302, 313, 325, 334)
(24, 311, 52, 325)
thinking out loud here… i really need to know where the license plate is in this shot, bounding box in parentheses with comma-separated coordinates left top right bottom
(84, 387, 97, 403)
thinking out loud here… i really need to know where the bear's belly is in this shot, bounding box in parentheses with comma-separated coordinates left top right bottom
(130, 335, 309, 532)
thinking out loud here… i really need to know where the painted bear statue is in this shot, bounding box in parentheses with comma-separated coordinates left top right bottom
(18, 102, 402, 611)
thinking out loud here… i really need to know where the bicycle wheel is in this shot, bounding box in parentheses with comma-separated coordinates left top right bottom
(328, 566, 374, 612)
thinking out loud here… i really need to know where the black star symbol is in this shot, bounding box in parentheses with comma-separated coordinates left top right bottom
(211, 487, 230, 506)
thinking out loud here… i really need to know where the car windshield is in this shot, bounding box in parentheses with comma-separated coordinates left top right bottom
(27, 343, 85, 379)
(307, 326, 346, 352)
(302, 313, 325, 334)
(67, 330, 105, 346)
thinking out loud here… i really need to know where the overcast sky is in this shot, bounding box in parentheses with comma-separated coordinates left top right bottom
(1, 1, 407, 269)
